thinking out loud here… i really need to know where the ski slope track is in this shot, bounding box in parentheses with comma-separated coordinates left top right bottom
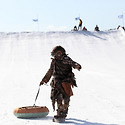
(0, 29, 125, 125)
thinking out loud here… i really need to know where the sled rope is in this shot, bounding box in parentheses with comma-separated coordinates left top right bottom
(33, 85, 40, 106)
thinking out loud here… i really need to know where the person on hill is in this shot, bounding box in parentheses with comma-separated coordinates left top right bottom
(117, 25, 121, 29)
(40, 46, 82, 121)
(123, 27, 125, 31)
(78, 19, 82, 30)
(94, 25, 100, 31)
(117, 25, 125, 31)
(82, 26, 87, 31)
(72, 26, 78, 31)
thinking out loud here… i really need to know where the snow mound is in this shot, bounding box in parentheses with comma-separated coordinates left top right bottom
(0, 29, 125, 125)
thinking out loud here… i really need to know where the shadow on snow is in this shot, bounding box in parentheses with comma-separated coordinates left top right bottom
(65, 118, 118, 125)
(22, 116, 118, 125)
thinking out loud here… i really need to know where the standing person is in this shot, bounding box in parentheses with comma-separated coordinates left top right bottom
(78, 19, 82, 30)
(94, 25, 100, 31)
(40, 46, 82, 122)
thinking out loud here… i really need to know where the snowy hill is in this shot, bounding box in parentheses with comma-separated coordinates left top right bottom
(0, 29, 125, 125)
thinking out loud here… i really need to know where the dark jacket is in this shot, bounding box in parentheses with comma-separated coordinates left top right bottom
(42, 54, 81, 87)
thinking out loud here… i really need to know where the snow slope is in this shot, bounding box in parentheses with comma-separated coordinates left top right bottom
(0, 29, 125, 125)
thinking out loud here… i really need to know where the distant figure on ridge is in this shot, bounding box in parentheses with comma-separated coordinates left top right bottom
(82, 26, 87, 31)
(123, 27, 125, 31)
(94, 25, 100, 31)
(117, 25, 125, 31)
(72, 26, 78, 31)
(117, 25, 121, 30)
(78, 19, 82, 30)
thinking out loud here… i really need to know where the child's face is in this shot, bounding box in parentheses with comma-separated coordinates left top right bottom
(55, 51, 63, 59)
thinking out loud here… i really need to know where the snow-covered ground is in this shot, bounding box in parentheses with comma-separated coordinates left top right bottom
(0, 29, 125, 125)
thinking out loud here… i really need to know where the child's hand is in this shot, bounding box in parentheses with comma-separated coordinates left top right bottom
(40, 81, 44, 86)
(76, 64, 82, 71)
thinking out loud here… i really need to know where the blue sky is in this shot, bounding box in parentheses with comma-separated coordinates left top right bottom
(0, 0, 125, 32)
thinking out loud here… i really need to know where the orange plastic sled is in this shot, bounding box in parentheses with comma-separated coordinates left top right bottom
(14, 106, 49, 119)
